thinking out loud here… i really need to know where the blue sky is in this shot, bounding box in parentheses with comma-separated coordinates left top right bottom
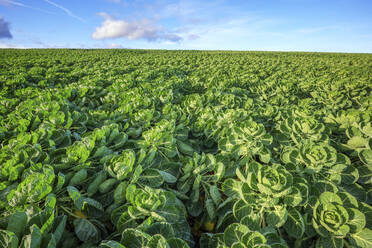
(0, 0, 371, 52)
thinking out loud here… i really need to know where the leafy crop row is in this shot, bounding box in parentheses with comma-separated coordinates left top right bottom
(0, 49, 371, 248)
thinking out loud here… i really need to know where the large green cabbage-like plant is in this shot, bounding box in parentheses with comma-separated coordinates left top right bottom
(200, 223, 288, 248)
(219, 120, 273, 163)
(312, 192, 372, 248)
(222, 162, 307, 231)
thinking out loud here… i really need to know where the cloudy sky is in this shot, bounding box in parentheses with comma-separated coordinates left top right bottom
(0, 0, 371, 52)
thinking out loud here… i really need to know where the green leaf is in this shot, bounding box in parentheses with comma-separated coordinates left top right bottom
(156, 205, 183, 223)
(340, 165, 359, 185)
(73, 218, 99, 242)
(83, 197, 104, 215)
(117, 212, 137, 232)
(109, 149, 136, 180)
(341, 183, 367, 202)
(140, 169, 164, 187)
(157, 162, 180, 179)
(358, 165, 372, 184)
(177, 139, 194, 156)
(236, 168, 246, 183)
(316, 237, 343, 248)
(67, 186, 84, 210)
(126, 184, 137, 204)
(359, 202, 372, 229)
(99, 178, 118, 194)
(348, 208, 366, 233)
(99, 240, 126, 248)
(231, 242, 245, 248)
(52, 215, 67, 245)
(167, 238, 190, 248)
(240, 214, 261, 231)
(222, 179, 240, 197)
(55, 172, 65, 192)
(210, 185, 222, 206)
(28, 225, 43, 248)
(114, 181, 128, 204)
(359, 149, 372, 166)
(319, 192, 342, 205)
(223, 223, 249, 247)
(92, 146, 112, 159)
(281, 149, 298, 164)
(67, 185, 103, 216)
(233, 200, 252, 221)
(350, 228, 372, 248)
(266, 206, 288, 228)
(7, 211, 27, 239)
(45, 194, 56, 211)
(241, 231, 266, 247)
(120, 229, 149, 248)
(46, 235, 57, 248)
(215, 162, 225, 181)
(199, 233, 222, 248)
(284, 187, 302, 207)
(7, 166, 55, 206)
(187, 200, 203, 217)
(347, 136, 367, 149)
(156, 170, 177, 183)
(147, 234, 167, 248)
(40, 212, 54, 233)
(283, 207, 305, 239)
(169, 220, 193, 246)
(205, 198, 216, 219)
(0, 230, 18, 248)
(131, 165, 143, 183)
(191, 174, 201, 203)
(69, 168, 87, 186)
(259, 147, 271, 163)
(339, 191, 358, 208)
(146, 222, 175, 239)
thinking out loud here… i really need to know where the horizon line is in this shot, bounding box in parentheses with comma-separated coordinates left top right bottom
(0, 48, 371, 55)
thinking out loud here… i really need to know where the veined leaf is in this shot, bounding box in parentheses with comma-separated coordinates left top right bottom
(350, 228, 372, 248)
(120, 228, 149, 248)
(73, 218, 100, 242)
(99, 240, 126, 248)
(7, 211, 27, 239)
(283, 207, 305, 239)
(316, 236, 343, 248)
(0, 230, 18, 248)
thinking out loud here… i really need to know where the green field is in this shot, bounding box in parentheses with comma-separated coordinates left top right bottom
(0, 49, 371, 248)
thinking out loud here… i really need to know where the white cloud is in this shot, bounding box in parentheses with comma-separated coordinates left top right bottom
(0, 16, 12, 39)
(0, 42, 27, 48)
(107, 43, 122, 48)
(92, 12, 182, 42)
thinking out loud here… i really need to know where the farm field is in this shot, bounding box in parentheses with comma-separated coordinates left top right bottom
(0, 49, 371, 248)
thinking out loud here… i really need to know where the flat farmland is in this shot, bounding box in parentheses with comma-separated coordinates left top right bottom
(0, 49, 371, 248)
